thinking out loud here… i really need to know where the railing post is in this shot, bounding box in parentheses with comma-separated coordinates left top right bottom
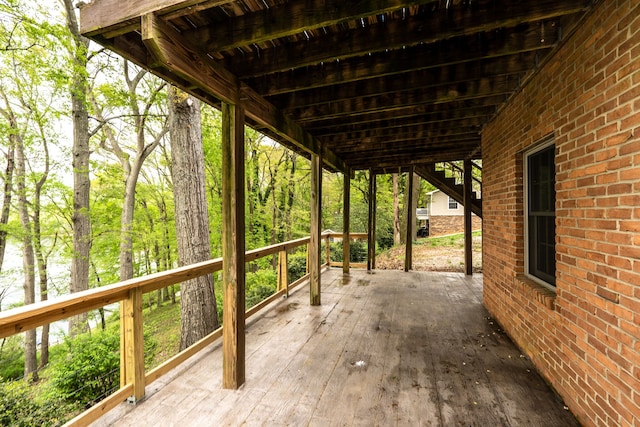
(121, 288, 145, 402)
(277, 249, 289, 298)
(324, 234, 331, 266)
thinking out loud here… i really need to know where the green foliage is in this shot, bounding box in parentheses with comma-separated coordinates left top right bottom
(49, 324, 156, 407)
(329, 240, 367, 263)
(0, 378, 72, 427)
(0, 336, 26, 380)
(245, 269, 277, 309)
(288, 251, 308, 282)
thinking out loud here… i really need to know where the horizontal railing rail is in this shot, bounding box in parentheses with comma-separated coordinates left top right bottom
(0, 231, 368, 426)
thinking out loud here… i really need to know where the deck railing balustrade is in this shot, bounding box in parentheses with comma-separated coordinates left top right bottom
(0, 232, 368, 426)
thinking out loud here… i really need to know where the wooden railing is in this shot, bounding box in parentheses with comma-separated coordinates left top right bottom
(323, 232, 369, 269)
(0, 232, 368, 426)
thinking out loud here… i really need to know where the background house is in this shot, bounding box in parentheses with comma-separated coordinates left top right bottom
(423, 190, 482, 236)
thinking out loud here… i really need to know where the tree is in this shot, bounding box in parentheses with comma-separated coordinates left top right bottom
(167, 87, 218, 349)
(63, 0, 92, 336)
(91, 60, 168, 282)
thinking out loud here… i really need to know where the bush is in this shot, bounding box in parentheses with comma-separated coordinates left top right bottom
(329, 240, 367, 263)
(50, 323, 157, 407)
(0, 378, 71, 426)
(0, 335, 26, 380)
(288, 251, 307, 282)
(245, 269, 277, 309)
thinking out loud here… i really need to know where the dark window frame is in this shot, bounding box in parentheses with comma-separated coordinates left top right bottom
(448, 196, 458, 210)
(524, 137, 556, 288)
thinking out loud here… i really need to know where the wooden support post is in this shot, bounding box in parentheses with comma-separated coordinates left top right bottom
(310, 153, 322, 305)
(222, 101, 246, 389)
(405, 168, 414, 272)
(343, 167, 351, 274)
(277, 250, 289, 298)
(120, 288, 145, 402)
(464, 159, 473, 276)
(367, 169, 377, 271)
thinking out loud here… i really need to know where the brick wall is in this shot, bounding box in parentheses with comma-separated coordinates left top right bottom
(428, 215, 482, 237)
(482, 1, 640, 426)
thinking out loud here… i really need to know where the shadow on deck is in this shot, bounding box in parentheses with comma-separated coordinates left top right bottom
(93, 269, 577, 426)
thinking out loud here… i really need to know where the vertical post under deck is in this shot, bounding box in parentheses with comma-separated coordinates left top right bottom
(367, 170, 377, 271)
(310, 153, 322, 305)
(343, 167, 351, 274)
(222, 101, 246, 389)
(405, 168, 414, 272)
(464, 159, 473, 276)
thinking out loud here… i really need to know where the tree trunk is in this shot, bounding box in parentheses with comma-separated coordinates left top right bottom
(0, 141, 14, 273)
(15, 133, 37, 382)
(33, 123, 51, 368)
(168, 87, 219, 350)
(64, 0, 91, 336)
(392, 173, 401, 246)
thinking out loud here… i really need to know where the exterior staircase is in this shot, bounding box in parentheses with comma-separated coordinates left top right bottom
(416, 161, 482, 218)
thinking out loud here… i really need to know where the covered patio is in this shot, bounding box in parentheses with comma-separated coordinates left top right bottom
(93, 269, 577, 426)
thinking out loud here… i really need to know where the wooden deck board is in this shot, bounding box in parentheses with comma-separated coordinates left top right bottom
(92, 270, 578, 427)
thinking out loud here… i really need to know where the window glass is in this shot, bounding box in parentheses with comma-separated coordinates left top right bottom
(527, 143, 556, 286)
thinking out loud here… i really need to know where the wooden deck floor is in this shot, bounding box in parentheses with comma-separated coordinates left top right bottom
(93, 269, 578, 427)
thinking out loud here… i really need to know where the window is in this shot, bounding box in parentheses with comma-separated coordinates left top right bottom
(448, 197, 458, 210)
(525, 139, 556, 287)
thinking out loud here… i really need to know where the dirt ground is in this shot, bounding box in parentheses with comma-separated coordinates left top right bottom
(375, 234, 483, 273)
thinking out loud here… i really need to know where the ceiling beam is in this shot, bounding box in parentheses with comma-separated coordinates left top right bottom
(80, 0, 233, 38)
(247, 35, 554, 95)
(267, 54, 534, 110)
(345, 149, 479, 169)
(139, 12, 346, 172)
(332, 138, 481, 154)
(310, 106, 497, 136)
(185, 0, 438, 52)
(290, 77, 518, 121)
(222, 0, 587, 77)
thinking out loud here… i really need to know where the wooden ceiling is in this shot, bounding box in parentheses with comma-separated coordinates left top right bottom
(80, 0, 594, 173)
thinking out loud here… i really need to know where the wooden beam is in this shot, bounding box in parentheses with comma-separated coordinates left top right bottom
(267, 55, 534, 109)
(464, 158, 473, 276)
(321, 120, 485, 143)
(246, 37, 554, 94)
(346, 151, 479, 170)
(139, 13, 346, 172)
(221, 101, 246, 389)
(289, 78, 516, 121)
(303, 103, 501, 130)
(343, 167, 351, 275)
(310, 153, 322, 306)
(223, 0, 587, 77)
(186, 0, 438, 52)
(367, 170, 377, 271)
(80, 0, 233, 37)
(404, 168, 414, 272)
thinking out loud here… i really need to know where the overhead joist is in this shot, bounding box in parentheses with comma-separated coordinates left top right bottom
(302, 100, 503, 128)
(253, 48, 547, 97)
(137, 13, 345, 172)
(184, 0, 440, 53)
(323, 121, 484, 143)
(313, 111, 490, 135)
(80, 0, 234, 38)
(330, 137, 481, 154)
(268, 56, 534, 110)
(346, 150, 479, 170)
(290, 78, 518, 121)
(222, 0, 588, 77)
